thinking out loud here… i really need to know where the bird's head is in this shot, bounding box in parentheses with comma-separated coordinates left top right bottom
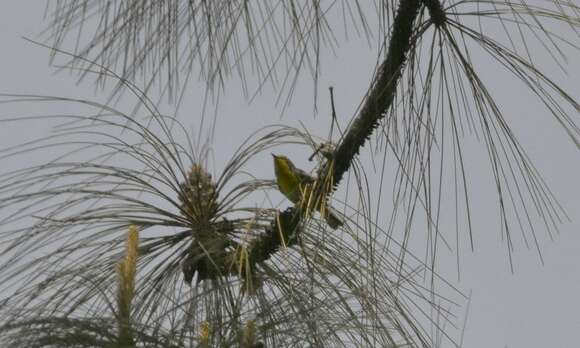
(272, 153, 294, 172)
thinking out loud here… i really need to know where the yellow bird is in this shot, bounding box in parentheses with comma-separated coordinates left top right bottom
(272, 154, 343, 229)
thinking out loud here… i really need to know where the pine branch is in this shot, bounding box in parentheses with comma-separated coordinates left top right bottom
(331, 0, 432, 187)
(185, 0, 447, 282)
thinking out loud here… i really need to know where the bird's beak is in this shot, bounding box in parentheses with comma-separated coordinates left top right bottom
(271, 153, 277, 158)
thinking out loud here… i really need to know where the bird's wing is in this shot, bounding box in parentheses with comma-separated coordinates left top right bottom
(295, 168, 316, 183)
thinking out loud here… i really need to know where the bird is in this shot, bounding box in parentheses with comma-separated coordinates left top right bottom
(272, 154, 343, 229)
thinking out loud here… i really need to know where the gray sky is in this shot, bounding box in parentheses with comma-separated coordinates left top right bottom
(1, 2, 579, 347)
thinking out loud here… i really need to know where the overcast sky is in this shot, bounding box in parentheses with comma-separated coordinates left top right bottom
(1, 2, 579, 347)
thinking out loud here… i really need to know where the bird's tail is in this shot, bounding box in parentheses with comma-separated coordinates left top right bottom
(322, 207, 343, 229)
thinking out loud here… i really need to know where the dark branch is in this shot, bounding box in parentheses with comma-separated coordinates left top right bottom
(185, 0, 446, 283)
(331, 0, 424, 187)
